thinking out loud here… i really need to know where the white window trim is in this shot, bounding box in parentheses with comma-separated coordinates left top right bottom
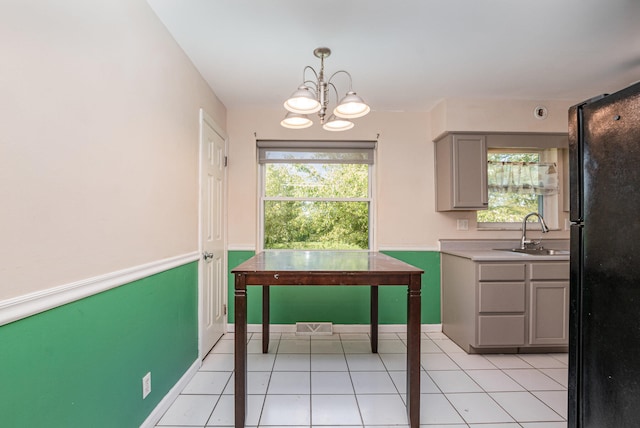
(256, 140, 376, 252)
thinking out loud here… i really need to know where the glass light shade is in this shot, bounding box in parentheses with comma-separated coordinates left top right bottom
(280, 112, 313, 129)
(333, 91, 370, 119)
(322, 115, 354, 131)
(284, 85, 321, 114)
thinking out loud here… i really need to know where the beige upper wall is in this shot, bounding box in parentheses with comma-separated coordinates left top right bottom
(430, 98, 576, 138)
(226, 109, 433, 249)
(0, 0, 226, 300)
(227, 98, 575, 250)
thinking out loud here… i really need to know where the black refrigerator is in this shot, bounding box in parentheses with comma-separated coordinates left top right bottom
(568, 81, 640, 427)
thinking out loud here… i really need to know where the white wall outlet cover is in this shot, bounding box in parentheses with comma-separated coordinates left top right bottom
(456, 219, 469, 231)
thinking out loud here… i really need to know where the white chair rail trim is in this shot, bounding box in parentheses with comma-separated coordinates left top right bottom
(0, 251, 200, 327)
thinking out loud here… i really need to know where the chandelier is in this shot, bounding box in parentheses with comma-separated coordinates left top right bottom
(280, 47, 370, 131)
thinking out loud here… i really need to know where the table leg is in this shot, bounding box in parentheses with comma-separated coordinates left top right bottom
(406, 274, 421, 428)
(370, 285, 378, 353)
(262, 286, 270, 353)
(234, 274, 247, 428)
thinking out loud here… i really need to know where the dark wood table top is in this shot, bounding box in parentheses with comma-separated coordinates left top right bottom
(231, 250, 424, 275)
(232, 250, 423, 427)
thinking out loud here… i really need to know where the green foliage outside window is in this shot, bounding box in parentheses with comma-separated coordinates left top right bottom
(264, 163, 369, 249)
(477, 152, 540, 223)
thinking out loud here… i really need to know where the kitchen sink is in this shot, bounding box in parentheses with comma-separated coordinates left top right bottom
(496, 248, 570, 256)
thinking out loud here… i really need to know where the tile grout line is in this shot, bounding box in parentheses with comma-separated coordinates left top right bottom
(341, 332, 367, 427)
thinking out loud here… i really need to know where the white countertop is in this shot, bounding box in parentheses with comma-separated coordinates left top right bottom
(439, 239, 570, 262)
(441, 248, 570, 262)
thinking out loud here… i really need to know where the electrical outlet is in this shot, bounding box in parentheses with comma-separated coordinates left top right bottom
(456, 219, 469, 231)
(142, 372, 151, 399)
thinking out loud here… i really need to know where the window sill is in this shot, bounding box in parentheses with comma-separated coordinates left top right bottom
(477, 226, 522, 231)
(477, 224, 560, 232)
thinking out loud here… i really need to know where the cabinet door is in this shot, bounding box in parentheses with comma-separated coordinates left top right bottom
(435, 134, 488, 211)
(529, 281, 569, 345)
(452, 134, 488, 209)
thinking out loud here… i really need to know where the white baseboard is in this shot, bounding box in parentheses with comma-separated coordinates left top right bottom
(226, 323, 442, 334)
(422, 323, 443, 333)
(139, 358, 201, 428)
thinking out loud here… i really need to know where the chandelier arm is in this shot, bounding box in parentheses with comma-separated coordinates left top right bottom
(303, 80, 318, 91)
(302, 65, 319, 83)
(327, 70, 353, 92)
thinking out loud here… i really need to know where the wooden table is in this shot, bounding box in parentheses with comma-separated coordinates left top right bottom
(231, 251, 423, 427)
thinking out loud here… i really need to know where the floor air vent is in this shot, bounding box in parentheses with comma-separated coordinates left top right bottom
(295, 322, 333, 336)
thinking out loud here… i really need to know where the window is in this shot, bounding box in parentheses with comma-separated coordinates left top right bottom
(258, 140, 374, 250)
(478, 148, 559, 229)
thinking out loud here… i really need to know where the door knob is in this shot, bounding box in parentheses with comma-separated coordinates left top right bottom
(203, 251, 214, 261)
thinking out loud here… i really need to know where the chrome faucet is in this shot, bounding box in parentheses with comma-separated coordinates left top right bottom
(521, 212, 549, 249)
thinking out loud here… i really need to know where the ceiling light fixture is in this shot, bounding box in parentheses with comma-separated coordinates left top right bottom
(281, 47, 370, 131)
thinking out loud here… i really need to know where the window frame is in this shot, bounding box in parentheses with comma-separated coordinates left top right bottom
(257, 140, 376, 251)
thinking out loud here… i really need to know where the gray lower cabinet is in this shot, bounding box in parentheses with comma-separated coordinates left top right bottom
(442, 254, 569, 353)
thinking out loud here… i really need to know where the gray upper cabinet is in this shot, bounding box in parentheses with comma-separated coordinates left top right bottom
(434, 133, 488, 211)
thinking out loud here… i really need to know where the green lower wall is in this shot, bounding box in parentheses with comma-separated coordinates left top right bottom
(1, 252, 439, 427)
(228, 250, 441, 325)
(0, 262, 198, 428)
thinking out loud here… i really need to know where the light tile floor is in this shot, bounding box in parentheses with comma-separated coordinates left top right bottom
(155, 332, 567, 427)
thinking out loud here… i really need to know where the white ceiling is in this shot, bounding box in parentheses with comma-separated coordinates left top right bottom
(147, 0, 640, 113)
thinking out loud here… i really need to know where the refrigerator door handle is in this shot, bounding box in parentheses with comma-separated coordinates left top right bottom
(568, 104, 584, 223)
(568, 94, 609, 224)
(568, 224, 583, 428)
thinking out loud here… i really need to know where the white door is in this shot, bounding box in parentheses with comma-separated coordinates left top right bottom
(199, 111, 226, 357)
